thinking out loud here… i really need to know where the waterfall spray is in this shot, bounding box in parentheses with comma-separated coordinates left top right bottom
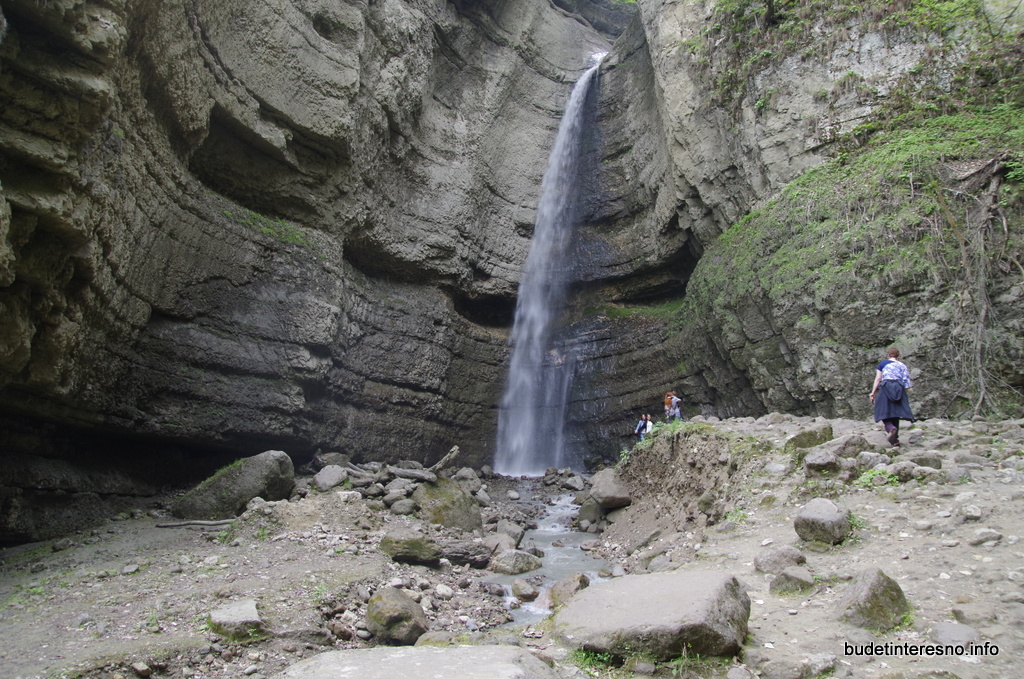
(494, 56, 603, 477)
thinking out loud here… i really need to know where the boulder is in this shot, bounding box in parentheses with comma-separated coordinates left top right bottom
(482, 533, 517, 555)
(378, 529, 443, 566)
(549, 573, 590, 607)
(562, 475, 587, 492)
(784, 424, 834, 458)
(365, 587, 429, 645)
(313, 465, 348, 492)
(835, 569, 910, 631)
(452, 467, 482, 494)
(909, 454, 943, 469)
(271, 645, 559, 679)
(440, 540, 492, 568)
(827, 434, 875, 459)
(512, 579, 539, 602)
(794, 498, 852, 545)
(390, 499, 417, 516)
(208, 599, 264, 641)
(577, 496, 604, 524)
(754, 545, 807, 575)
(495, 519, 525, 547)
(172, 451, 294, 520)
(855, 451, 890, 470)
(769, 566, 815, 594)
(589, 468, 631, 509)
(490, 549, 542, 575)
(411, 478, 482, 533)
(803, 449, 840, 477)
(553, 570, 750, 659)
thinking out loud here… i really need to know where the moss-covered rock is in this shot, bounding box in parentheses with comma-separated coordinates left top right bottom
(410, 478, 482, 533)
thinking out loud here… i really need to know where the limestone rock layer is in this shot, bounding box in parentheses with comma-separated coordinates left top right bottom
(1, 0, 1022, 539)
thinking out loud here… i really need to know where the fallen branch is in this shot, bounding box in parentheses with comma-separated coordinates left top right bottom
(428, 445, 461, 473)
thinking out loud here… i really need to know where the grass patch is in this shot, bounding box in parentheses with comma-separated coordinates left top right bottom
(855, 468, 900, 487)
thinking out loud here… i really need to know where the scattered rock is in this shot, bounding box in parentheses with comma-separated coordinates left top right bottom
(490, 549, 542, 575)
(365, 587, 429, 645)
(411, 478, 483, 532)
(769, 566, 815, 594)
(549, 572, 590, 608)
(512, 579, 539, 602)
(754, 545, 807, 575)
(835, 569, 910, 631)
(553, 570, 750, 660)
(589, 469, 631, 509)
(313, 465, 348, 492)
(794, 498, 852, 544)
(208, 599, 265, 641)
(378, 529, 442, 566)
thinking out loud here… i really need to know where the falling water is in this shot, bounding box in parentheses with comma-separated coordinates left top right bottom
(494, 56, 603, 477)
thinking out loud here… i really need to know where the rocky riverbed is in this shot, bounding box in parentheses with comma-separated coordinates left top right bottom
(2, 413, 1024, 679)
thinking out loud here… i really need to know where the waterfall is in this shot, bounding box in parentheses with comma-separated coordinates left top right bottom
(494, 57, 603, 477)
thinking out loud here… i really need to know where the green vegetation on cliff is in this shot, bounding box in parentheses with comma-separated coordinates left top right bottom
(682, 12, 1024, 415)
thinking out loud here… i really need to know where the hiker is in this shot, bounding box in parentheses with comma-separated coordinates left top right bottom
(634, 414, 647, 441)
(869, 348, 914, 447)
(667, 393, 682, 420)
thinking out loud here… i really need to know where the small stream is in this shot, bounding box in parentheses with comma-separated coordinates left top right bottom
(485, 491, 611, 626)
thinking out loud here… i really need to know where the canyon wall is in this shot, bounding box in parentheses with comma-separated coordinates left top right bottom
(1, 0, 1022, 540)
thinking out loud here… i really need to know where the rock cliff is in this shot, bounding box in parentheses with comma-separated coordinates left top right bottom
(1, 0, 1023, 541)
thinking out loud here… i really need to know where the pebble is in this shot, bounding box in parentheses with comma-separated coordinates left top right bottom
(243, 665, 259, 675)
(968, 528, 1003, 546)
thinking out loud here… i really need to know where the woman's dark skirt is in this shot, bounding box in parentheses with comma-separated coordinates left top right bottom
(874, 380, 915, 422)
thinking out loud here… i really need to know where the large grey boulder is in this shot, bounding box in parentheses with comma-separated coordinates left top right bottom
(272, 645, 559, 679)
(440, 540, 492, 569)
(490, 549, 542, 575)
(172, 451, 294, 520)
(553, 570, 750, 659)
(836, 569, 910, 631)
(495, 519, 525, 547)
(313, 465, 348, 492)
(365, 587, 429, 645)
(589, 468, 632, 509)
(411, 478, 482, 533)
(378, 529, 443, 566)
(794, 498, 852, 545)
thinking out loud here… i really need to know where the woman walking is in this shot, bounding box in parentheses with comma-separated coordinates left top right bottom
(869, 348, 914, 447)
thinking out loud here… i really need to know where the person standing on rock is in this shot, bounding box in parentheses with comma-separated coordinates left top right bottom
(645, 414, 654, 437)
(869, 348, 914, 447)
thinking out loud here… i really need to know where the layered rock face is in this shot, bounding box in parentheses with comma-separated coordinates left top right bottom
(0, 0, 611, 539)
(1, 0, 1022, 541)
(563, 0, 1024, 453)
